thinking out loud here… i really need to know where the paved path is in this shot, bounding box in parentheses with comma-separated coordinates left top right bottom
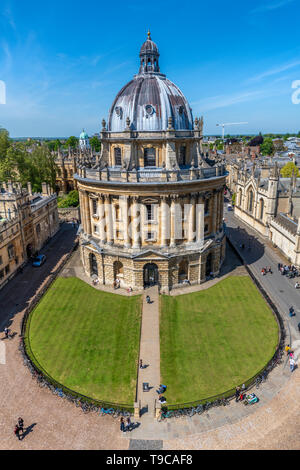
(134, 287, 160, 435)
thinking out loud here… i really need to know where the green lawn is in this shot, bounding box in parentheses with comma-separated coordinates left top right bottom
(25, 277, 142, 404)
(160, 276, 279, 404)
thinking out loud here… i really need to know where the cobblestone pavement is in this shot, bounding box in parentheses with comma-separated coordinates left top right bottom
(0, 220, 299, 449)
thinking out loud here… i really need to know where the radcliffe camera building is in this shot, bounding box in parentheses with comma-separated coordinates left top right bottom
(75, 33, 226, 293)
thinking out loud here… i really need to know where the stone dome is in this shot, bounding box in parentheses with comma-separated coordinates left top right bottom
(107, 34, 193, 132)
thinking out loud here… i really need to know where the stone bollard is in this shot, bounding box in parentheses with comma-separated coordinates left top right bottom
(134, 401, 140, 419)
(155, 399, 161, 419)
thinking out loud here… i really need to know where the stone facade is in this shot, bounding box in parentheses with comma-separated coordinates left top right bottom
(75, 34, 226, 293)
(228, 159, 300, 266)
(0, 181, 60, 288)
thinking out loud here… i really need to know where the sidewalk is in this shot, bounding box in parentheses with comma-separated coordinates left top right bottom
(134, 286, 160, 435)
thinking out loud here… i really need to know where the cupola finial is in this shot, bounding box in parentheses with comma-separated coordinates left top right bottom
(147, 29, 151, 40)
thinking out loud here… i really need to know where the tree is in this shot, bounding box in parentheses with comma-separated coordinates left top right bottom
(260, 137, 274, 156)
(89, 136, 101, 152)
(280, 162, 300, 178)
(0, 128, 10, 159)
(66, 136, 78, 149)
(57, 190, 79, 208)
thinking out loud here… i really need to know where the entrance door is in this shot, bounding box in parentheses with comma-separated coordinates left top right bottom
(143, 263, 159, 287)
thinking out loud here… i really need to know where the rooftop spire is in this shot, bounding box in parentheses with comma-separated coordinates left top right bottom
(147, 29, 151, 40)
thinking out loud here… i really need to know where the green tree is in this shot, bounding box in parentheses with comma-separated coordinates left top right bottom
(89, 136, 101, 152)
(260, 137, 274, 156)
(0, 128, 10, 159)
(66, 136, 78, 149)
(57, 190, 79, 208)
(280, 162, 300, 178)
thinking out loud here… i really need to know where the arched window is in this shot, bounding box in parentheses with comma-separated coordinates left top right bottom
(238, 188, 242, 206)
(259, 198, 264, 220)
(89, 253, 98, 276)
(144, 148, 156, 167)
(179, 146, 186, 166)
(248, 189, 254, 213)
(114, 147, 122, 166)
(205, 199, 209, 214)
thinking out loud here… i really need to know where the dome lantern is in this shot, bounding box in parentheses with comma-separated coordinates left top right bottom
(139, 30, 160, 74)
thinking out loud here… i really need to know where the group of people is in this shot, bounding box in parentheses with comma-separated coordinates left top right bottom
(14, 418, 24, 441)
(261, 266, 272, 275)
(235, 384, 246, 402)
(285, 345, 296, 372)
(157, 384, 167, 404)
(278, 263, 299, 278)
(120, 416, 132, 433)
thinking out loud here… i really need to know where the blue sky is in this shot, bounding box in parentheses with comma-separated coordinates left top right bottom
(0, 0, 300, 137)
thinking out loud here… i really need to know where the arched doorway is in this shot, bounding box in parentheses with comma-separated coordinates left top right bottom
(113, 261, 124, 286)
(26, 244, 33, 259)
(206, 253, 212, 277)
(143, 263, 159, 287)
(89, 253, 98, 276)
(178, 260, 188, 283)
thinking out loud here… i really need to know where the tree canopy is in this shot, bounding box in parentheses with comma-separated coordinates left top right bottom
(280, 162, 300, 178)
(260, 137, 274, 156)
(0, 129, 58, 192)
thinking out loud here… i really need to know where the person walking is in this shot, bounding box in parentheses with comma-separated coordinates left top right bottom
(289, 357, 295, 372)
(14, 424, 21, 441)
(18, 418, 24, 433)
(4, 327, 9, 339)
(298, 322, 300, 333)
(126, 417, 132, 432)
(235, 386, 241, 402)
(120, 417, 125, 433)
(139, 359, 143, 369)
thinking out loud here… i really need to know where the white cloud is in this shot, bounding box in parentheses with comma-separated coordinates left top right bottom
(251, 0, 295, 14)
(247, 60, 300, 83)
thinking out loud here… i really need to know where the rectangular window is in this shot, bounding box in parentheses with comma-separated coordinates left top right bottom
(36, 224, 41, 236)
(146, 204, 154, 221)
(144, 148, 156, 167)
(0, 269, 4, 280)
(92, 199, 97, 215)
(93, 225, 99, 234)
(5, 265, 10, 275)
(114, 148, 122, 166)
(146, 231, 155, 240)
(7, 244, 14, 259)
(0, 256, 2, 265)
(179, 146, 186, 166)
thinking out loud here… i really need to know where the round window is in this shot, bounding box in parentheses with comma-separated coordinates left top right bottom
(115, 106, 123, 118)
(145, 104, 154, 115)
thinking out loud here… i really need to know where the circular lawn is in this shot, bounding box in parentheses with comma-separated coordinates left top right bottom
(25, 277, 142, 405)
(160, 276, 279, 404)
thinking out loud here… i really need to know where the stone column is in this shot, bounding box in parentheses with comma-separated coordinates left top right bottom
(85, 191, 92, 235)
(196, 194, 205, 245)
(78, 190, 86, 233)
(104, 194, 113, 245)
(188, 194, 196, 243)
(160, 196, 169, 247)
(98, 195, 106, 244)
(212, 191, 217, 235)
(132, 196, 141, 249)
(170, 195, 176, 247)
(122, 195, 131, 248)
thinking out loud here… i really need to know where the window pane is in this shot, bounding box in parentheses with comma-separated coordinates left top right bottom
(144, 148, 156, 167)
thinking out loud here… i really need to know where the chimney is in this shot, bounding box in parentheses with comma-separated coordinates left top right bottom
(42, 182, 48, 197)
(27, 182, 32, 196)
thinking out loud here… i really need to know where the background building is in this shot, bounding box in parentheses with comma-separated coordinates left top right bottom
(0, 181, 60, 289)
